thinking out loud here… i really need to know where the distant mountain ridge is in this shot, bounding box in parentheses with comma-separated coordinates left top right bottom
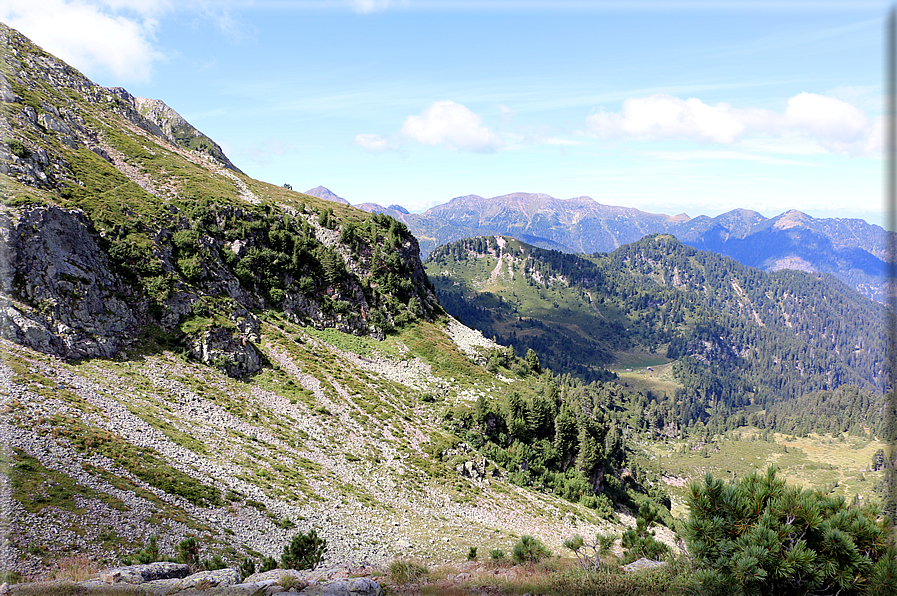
(314, 185, 891, 301)
(304, 185, 349, 204)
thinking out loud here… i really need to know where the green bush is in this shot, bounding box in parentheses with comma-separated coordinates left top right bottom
(388, 559, 429, 584)
(564, 532, 615, 571)
(4, 138, 29, 159)
(177, 537, 199, 570)
(467, 546, 478, 561)
(134, 536, 160, 564)
(512, 535, 551, 565)
(201, 555, 226, 571)
(685, 467, 897, 596)
(259, 556, 278, 573)
(620, 501, 670, 564)
(238, 557, 256, 581)
(281, 530, 326, 571)
(489, 548, 506, 562)
(279, 575, 303, 589)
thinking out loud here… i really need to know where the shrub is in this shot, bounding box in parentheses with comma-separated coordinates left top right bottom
(238, 557, 256, 581)
(512, 535, 551, 565)
(281, 530, 326, 571)
(388, 559, 429, 584)
(4, 138, 29, 159)
(564, 533, 615, 571)
(134, 535, 160, 564)
(259, 556, 279, 573)
(489, 548, 506, 562)
(620, 501, 670, 564)
(685, 467, 897, 596)
(467, 546, 478, 561)
(177, 537, 199, 570)
(201, 554, 226, 571)
(279, 574, 303, 589)
(49, 556, 98, 582)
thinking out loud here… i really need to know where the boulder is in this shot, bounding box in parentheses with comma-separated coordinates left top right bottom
(242, 569, 305, 584)
(299, 578, 382, 596)
(179, 568, 241, 589)
(622, 558, 668, 572)
(140, 577, 185, 595)
(100, 562, 191, 584)
(186, 326, 263, 377)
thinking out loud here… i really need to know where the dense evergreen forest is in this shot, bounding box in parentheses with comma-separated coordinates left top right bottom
(445, 347, 674, 521)
(426, 235, 890, 438)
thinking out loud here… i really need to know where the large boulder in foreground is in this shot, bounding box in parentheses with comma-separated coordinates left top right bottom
(99, 562, 190, 584)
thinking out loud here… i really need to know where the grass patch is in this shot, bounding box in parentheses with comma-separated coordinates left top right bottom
(253, 367, 316, 409)
(6, 448, 128, 515)
(4, 355, 98, 413)
(398, 320, 488, 385)
(8, 583, 143, 596)
(389, 559, 429, 584)
(305, 326, 399, 358)
(125, 406, 209, 455)
(44, 415, 222, 507)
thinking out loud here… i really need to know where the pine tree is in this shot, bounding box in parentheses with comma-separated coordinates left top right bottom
(554, 405, 579, 470)
(684, 467, 895, 596)
(525, 348, 541, 373)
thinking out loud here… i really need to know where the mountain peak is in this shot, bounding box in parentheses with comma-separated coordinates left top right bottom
(773, 209, 813, 230)
(304, 186, 350, 204)
(103, 88, 242, 172)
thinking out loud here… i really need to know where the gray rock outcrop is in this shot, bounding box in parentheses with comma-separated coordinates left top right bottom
(296, 578, 382, 596)
(0, 205, 145, 359)
(186, 326, 263, 377)
(99, 562, 191, 584)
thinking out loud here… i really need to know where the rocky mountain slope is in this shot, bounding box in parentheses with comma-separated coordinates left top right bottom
(326, 186, 891, 302)
(0, 23, 650, 579)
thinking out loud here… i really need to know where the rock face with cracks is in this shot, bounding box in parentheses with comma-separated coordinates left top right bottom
(0, 205, 145, 359)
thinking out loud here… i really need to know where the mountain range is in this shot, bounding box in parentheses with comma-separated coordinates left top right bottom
(307, 187, 892, 302)
(0, 20, 892, 586)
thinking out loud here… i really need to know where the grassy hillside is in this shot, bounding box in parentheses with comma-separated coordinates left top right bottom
(2, 315, 637, 577)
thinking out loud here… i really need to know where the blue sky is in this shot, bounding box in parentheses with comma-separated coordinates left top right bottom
(1, 1, 889, 224)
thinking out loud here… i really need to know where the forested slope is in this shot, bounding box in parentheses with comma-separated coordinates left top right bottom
(426, 234, 887, 425)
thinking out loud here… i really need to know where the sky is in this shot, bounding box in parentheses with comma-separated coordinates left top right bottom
(0, 0, 891, 225)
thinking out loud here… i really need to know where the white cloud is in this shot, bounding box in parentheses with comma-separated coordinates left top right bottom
(498, 103, 515, 125)
(544, 137, 586, 146)
(587, 92, 878, 157)
(781, 92, 870, 154)
(643, 149, 810, 166)
(587, 94, 765, 144)
(354, 133, 397, 152)
(0, 0, 166, 82)
(401, 100, 502, 152)
(355, 100, 502, 153)
(349, 0, 406, 14)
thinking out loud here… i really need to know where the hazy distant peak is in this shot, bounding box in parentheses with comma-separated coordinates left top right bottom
(388, 204, 410, 214)
(304, 186, 350, 204)
(354, 203, 390, 214)
(773, 209, 813, 230)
